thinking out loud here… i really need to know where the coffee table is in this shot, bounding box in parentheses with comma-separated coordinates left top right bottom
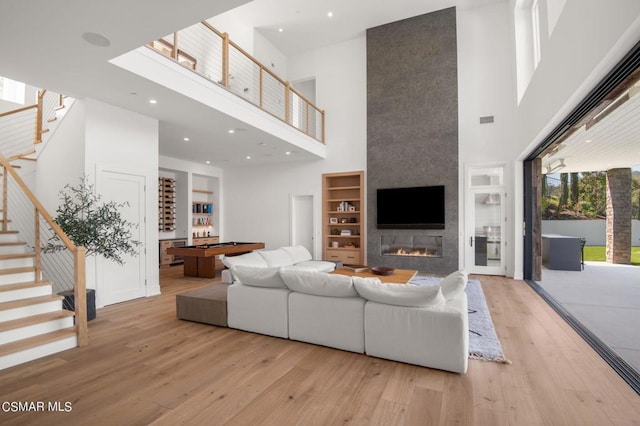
(331, 267, 418, 284)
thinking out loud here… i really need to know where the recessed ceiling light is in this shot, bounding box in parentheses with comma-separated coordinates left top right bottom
(246, 156, 252, 160)
(228, 129, 235, 134)
(327, 11, 333, 17)
(205, 160, 211, 164)
(183, 137, 190, 142)
(82, 32, 111, 47)
(585, 139, 592, 143)
(149, 99, 157, 104)
(278, 28, 283, 33)
(285, 151, 291, 155)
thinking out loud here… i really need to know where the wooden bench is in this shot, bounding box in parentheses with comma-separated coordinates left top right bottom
(176, 284, 229, 327)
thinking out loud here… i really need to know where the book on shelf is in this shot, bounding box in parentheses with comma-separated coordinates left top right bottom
(342, 264, 369, 272)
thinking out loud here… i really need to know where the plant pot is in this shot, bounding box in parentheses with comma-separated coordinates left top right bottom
(58, 289, 96, 321)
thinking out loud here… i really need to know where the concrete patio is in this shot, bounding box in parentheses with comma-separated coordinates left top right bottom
(537, 261, 640, 372)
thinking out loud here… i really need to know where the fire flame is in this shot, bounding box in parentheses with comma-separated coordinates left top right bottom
(393, 248, 434, 256)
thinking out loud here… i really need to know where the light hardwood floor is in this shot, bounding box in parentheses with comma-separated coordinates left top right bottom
(0, 267, 639, 425)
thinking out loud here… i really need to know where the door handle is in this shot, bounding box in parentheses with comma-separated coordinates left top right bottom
(470, 237, 473, 247)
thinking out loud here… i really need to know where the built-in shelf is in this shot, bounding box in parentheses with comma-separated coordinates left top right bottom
(192, 187, 214, 234)
(323, 171, 365, 264)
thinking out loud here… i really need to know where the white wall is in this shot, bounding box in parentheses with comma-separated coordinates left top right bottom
(253, 30, 288, 80)
(542, 220, 640, 246)
(206, 14, 255, 55)
(223, 36, 367, 257)
(514, 0, 640, 158)
(83, 99, 160, 306)
(457, 3, 518, 276)
(35, 101, 86, 213)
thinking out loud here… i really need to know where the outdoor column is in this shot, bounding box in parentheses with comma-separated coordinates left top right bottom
(606, 168, 632, 264)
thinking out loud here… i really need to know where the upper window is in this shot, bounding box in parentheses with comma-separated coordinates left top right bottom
(514, 0, 544, 102)
(531, 0, 541, 69)
(0, 77, 26, 105)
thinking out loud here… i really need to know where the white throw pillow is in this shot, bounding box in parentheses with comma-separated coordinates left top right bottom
(353, 276, 445, 307)
(257, 248, 295, 267)
(221, 251, 268, 269)
(281, 245, 313, 264)
(293, 260, 336, 273)
(232, 265, 287, 288)
(280, 269, 358, 297)
(440, 270, 468, 301)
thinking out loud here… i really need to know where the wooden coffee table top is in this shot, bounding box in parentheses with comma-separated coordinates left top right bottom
(331, 267, 418, 284)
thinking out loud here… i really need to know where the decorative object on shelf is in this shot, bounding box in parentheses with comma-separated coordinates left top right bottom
(344, 242, 356, 249)
(337, 201, 355, 212)
(349, 217, 357, 223)
(340, 218, 349, 223)
(340, 229, 352, 236)
(192, 202, 213, 214)
(331, 228, 340, 235)
(329, 217, 338, 224)
(371, 266, 395, 276)
(331, 241, 339, 248)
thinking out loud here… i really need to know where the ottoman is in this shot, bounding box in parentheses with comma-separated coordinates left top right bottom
(176, 284, 229, 326)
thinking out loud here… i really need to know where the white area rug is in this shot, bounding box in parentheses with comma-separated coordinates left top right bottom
(409, 276, 511, 364)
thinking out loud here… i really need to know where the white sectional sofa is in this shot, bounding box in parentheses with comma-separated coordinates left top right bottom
(221, 245, 336, 284)
(226, 260, 469, 374)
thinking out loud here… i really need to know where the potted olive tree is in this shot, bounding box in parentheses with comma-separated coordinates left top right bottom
(43, 177, 141, 319)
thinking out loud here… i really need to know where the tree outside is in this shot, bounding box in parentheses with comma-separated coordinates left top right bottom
(542, 169, 640, 220)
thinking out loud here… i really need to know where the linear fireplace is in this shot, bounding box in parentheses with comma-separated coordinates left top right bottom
(380, 235, 442, 258)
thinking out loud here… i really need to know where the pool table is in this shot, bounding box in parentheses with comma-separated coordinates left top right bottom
(167, 241, 265, 278)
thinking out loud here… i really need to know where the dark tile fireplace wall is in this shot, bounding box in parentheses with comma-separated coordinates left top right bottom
(366, 7, 459, 274)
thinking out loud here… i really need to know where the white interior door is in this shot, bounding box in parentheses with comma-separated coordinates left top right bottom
(98, 170, 146, 305)
(290, 194, 314, 256)
(465, 166, 506, 275)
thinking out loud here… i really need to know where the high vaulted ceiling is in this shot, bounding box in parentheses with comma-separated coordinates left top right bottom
(0, 0, 503, 168)
(1, 0, 638, 171)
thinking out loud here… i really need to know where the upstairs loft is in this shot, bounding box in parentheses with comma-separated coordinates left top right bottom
(110, 20, 327, 167)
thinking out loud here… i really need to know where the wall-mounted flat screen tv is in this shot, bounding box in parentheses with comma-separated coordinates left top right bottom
(377, 185, 445, 229)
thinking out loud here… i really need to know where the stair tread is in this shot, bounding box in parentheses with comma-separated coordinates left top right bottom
(0, 266, 35, 276)
(0, 280, 53, 292)
(0, 253, 35, 260)
(0, 328, 76, 357)
(0, 295, 64, 311)
(0, 310, 74, 333)
(0, 241, 27, 247)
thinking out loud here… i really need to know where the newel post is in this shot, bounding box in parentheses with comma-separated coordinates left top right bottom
(74, 246, 88, 347)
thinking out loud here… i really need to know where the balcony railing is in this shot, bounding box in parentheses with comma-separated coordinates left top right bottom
(147, 22, 325, 143)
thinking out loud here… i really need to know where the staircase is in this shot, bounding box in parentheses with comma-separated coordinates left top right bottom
(0, 227, 78, 369)
(0, 88, 86, 370)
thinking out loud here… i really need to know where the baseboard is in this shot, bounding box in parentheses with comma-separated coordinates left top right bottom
(525, 279, 640, 396)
